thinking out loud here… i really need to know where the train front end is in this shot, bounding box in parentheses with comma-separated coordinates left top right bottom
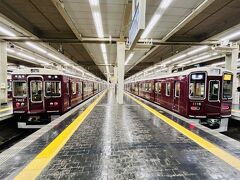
(188, 68, 233, 130)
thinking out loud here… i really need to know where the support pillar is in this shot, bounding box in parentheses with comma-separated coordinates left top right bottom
(117, 42, 125, 104)
(114, 66, 118, 93)
(0, 42, 8, 105)
(107, 74, 110, 88)
(225, 46, 239, 104)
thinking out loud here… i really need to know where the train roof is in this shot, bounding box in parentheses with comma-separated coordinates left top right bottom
(11, 68, 105, 83)
(127, 66, 232, 83)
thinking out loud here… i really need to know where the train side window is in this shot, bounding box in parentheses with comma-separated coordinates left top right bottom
(31, 81, 42, 102)
(155, 82, 161, 93)
(66, 82, 70, 95)
(13, 81, 27, 97)
(209, 80, 219, 101)
(72, 82, 76, 95)
(77, 82, 82, 94)
(223, 73, 233, 99)
(155, 83, 159, 92)
(166, 83, 170, 96)
(45, 81, 61, 97)
(175, 82, 180, 97)
(189, 73, 206, 100)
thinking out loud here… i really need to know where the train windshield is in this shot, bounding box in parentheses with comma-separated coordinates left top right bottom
(13, 81, 27, 97)
(223, 73, 233, 99)
(189, 73, 206, 99)
(31, 81, 43, 102)
(45, 81, 61, 97)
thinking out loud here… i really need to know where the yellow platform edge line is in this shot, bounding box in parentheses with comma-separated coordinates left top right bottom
(0, 107, 12, 113)
(125, 92, 240, 171)
(14, 91, 107, 180)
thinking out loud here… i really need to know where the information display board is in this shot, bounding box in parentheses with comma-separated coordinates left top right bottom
(128, 0, 146, 50)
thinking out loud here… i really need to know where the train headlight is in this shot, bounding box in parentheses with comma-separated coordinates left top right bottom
(54, 102, 58, 106)
(21, 103, 24, 106)
(50, 102, 53, 106)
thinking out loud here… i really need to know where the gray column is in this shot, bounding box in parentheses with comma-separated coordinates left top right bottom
(117, 42, 125, 104)
(0, 42, 8, 105)
(114, 66, 118, 92)
(225, 46, 239, 104)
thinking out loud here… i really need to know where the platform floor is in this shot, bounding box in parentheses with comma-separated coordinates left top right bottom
(0, 102, 13, 121)
(232, 104, 240, 120)
(1, 90, 240, 179)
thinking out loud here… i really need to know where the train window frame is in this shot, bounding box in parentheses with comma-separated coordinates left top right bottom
(189, 72, 206, 100)
(175, 81, 180, 97)
(166, 82, 171, 96)
(222, 73, 233, 100)
(30, 80, 43, 103)
(77, 82, 82, 94)
(208, 80, 220, 102)
(44, 81, 61, 97)
(72, 81, 77, 95)
(12, 80, 27, 98)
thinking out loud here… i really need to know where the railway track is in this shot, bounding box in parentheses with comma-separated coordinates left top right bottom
(222, 118, 240, 141)
(0, 118, 36, 153)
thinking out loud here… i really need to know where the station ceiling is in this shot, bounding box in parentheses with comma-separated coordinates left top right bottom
(0, 0, 240, 79)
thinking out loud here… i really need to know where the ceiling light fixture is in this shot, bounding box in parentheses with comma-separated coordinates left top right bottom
(26, 42, 47, 54)
(221, 31, 240, 41)
(0, 26, 16, 37)
(17, 52, 36, 60)
(141, 0, 173, 38)
(6, 48, 15, 53)
(47, 53, 69, 65)
(100, 44, 109, 73)
(187, 46, 209, 55)
(89, 0, 104, 38)
(125, 52, 134, 65)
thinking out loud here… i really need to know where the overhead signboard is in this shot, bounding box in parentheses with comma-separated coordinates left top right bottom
(128, 0, 146, 50)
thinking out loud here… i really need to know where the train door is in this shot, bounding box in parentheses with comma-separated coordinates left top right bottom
(28, 76, 44, 113)
(173, 81, 180, 112)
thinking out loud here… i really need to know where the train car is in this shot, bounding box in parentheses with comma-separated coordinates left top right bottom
(12, 68, 105, 128)
(125, 67, 233, 130)
(7, 74, 12, 99)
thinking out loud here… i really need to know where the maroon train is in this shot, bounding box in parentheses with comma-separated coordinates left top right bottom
(125, 67, 233, 128)
(12, 68, 106, 128)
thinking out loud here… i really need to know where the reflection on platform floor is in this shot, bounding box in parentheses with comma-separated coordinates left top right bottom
(37, 90, 240, 179)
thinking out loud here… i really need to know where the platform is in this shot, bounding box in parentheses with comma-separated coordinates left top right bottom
(0, 102, 13, 121)
(231, 104, 240, 121)
(0, 90, 240, 179)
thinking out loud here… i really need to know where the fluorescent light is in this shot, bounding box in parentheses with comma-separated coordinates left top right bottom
(0, 26, 16, 37)
(187, 46, 208, 55)
(89, 0, 104, 38)
(36, 59, 50, 65)
(6, 48, 15, 53)
(211, 62, 225, 66)
(192, 54, 211, 62)
(221, 31, 240, 41)
(89, 0, 99, 6)
(125, 53, 134, 65)
(141, 0, 173, 38)
(26, 42, 47, 54)
(100, 44, 109, 73)
(141, 14, 161, 38)
(48, 53, 69, 65)
(17, 52, 36, 60)
(48, 53, 60, 60)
